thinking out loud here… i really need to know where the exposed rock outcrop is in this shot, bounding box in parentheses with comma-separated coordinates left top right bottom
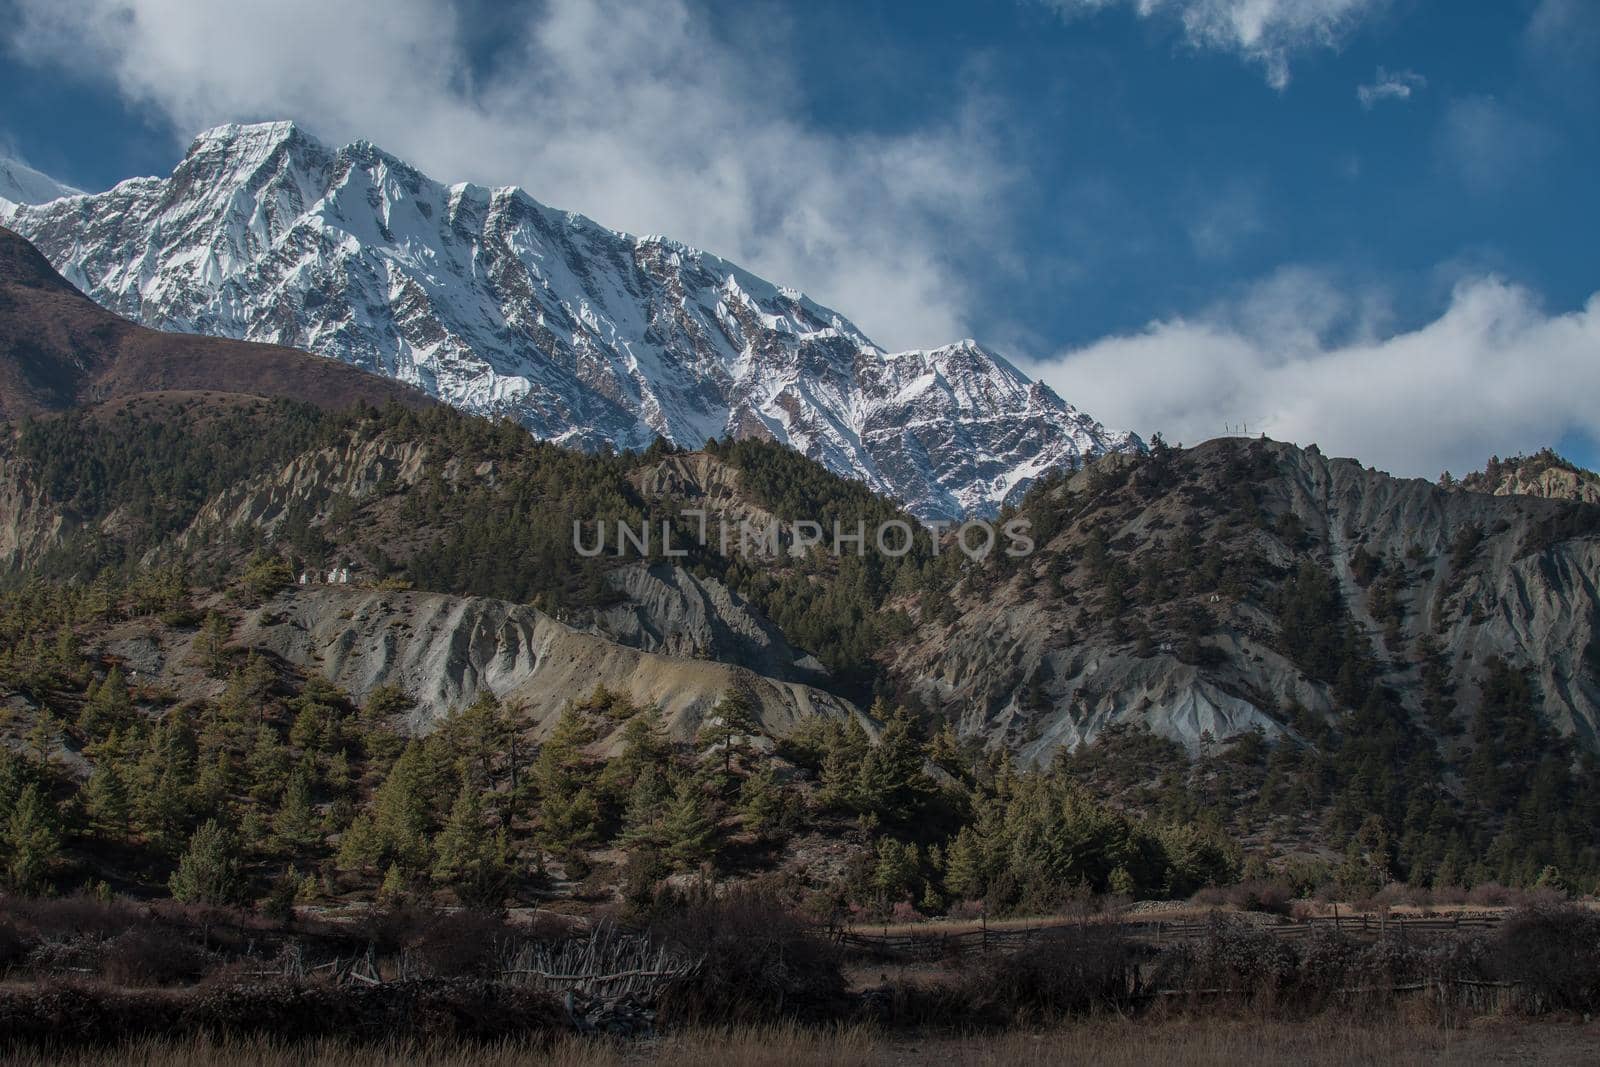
(582, 562, 828, 685)
(234, 586, 863, 740)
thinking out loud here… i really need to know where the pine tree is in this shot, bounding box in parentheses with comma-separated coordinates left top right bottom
(84, 762, 132, 841)
(246, 725, 290, 803)
(378, 862, 408, 905)
(371, 741, 432, 870)
(1534, 864, 1570, 896)
(662, 777, 719, 871)
(943, 826, 987, 902)
(191, 749, 234, 816)
(533, 708, 597, 798)
(289, 699, 332, 751)
(446, 692, 512, 789)
(273, 767, 318, 850)
(431, 779, 507, 903)
(169, 819, 241, 904)
(5, 783, 61, 893)
(597, 705, 669, 808)
(359, 685, 411, 770)
(738, 763, 784, 836)
(534, 708, 599, 854)
(926, 722, 963, 776)
(135, 721, 197, 852)
(818, 718, 870, 811)
(79, 666, 133, 735)
(25, 717, 57, 766)
(697, 691, 759, 779)
(540, 787, 601, 856)
(872, 838, 919, 903)
(857, 705, 935, 824)
(195, 612, 232, 677)
(337, 812, 382, 871)
(619, 764, 670, 847)
(324, 749, 354, 796)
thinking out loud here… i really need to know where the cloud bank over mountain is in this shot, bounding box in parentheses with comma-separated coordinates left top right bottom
(1032, 270, 1600, 479)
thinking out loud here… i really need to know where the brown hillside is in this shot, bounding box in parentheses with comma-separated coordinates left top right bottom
(0, 225, 431, 420)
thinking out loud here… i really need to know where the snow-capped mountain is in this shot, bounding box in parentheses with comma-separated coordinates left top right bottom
(2, 122, 1137, 519)
(0, 157, 81, 209)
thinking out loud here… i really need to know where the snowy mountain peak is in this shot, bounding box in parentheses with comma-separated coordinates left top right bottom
(3, 122, 1138, 519)
(0, 156, 82, 209)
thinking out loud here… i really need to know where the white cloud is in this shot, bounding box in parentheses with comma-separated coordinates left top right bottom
(4, 0, 1014, 351)
(1028, 270, 1600, 479)
(1357, 67, 1424, 108)
(1042, 0, 1389, 89)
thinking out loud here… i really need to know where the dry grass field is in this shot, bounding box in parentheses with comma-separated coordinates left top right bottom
(8, 1016, 1600, 1067)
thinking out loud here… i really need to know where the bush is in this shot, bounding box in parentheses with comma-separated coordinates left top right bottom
(1487, 906, 1600, 1013)
(9, 893, 142, 942)
(1466, 882, 1513, 907)
(956, 924, 1137, 1023)
(1150, 918, 1466, 1016)
(405, 909, 512, 978)
(1153, 916, 1300, 1004)
(0, 919, 24, 972)
(0, 978, 565, 1049)
(1192, 880, 1295, 916)
(353, 905, 514, 978)
(649, 889, 847, 1024)
(98, 928, 212, 986)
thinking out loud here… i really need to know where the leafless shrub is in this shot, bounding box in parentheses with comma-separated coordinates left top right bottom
(1153, 915, 1300, 1005)
(957, 923, 1138, 1024)
(99, 928, 213, 986)
(1486, 905, 1600, 1013)
(0, 978, 566, 1050)
(649, 888, 847, 1024)
(24, 934, 105, 976)
(8, 892, 142, 941)
(0, 918, 24, 973)
(404, 909, 513, 978)
(1194, 880, 1296, 916)
(1466, 882, 1513, 907)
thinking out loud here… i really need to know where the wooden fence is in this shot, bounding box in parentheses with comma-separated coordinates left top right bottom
(836, 910, 1509, 961)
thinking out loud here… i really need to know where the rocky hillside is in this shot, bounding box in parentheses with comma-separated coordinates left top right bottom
(1, 123, 1136, 519)
(1456, 449, 1600, 505)
(885, 438, 1600, 760)
(106, 584, 859, 741)
(0, 393, 883, 739)
(6, 354, 1600, 889)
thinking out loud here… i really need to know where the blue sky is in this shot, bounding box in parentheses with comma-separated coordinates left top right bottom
(1, 0, 1596, 476)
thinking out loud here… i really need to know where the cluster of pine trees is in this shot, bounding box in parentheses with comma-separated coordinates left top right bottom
(0, 565, 1246, 915)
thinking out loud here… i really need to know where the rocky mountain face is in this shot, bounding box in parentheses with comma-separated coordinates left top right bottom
(1, 122, 1137, 520)
(884, 439, 1600, 760)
